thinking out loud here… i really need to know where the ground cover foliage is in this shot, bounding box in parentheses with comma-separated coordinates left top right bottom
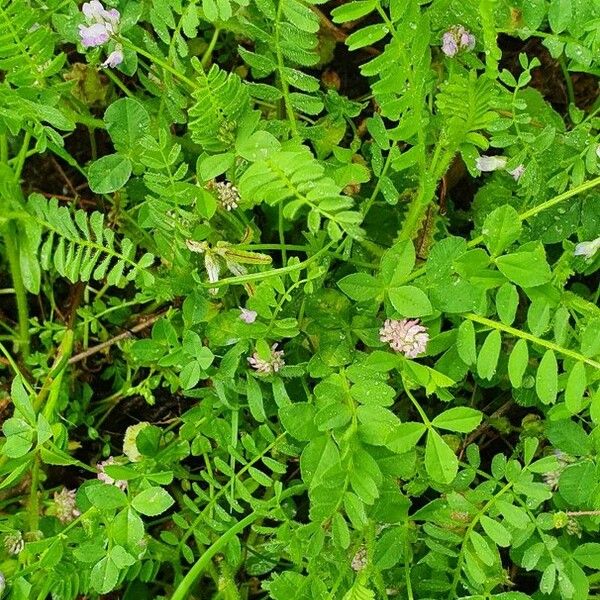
(0, 0, 600, 598)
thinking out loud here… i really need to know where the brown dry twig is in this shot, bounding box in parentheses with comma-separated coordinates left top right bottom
(68, 312, 166, 365)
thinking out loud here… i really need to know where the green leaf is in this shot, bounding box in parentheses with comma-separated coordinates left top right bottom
(131, 486, 175, 516)
(432, 407, 483, 433)
(546, 419, 590, 456)
(380, 240, 415, 286)
(565, 362, 587, 414)
(477, 330, 502, 380)
(86, 483, 128, 510)
(246, 375, 266, 422)
(508, 339, 529, 388)
(548, 0, 572, 33)
(496, 250, 551, 288)
(350, 380, 395, 407)
(385, 422, 427, 453)
(91, 556, 119, 594)
(280, 403, 318, 441)
(424, 429, 458, 484)
(469, 530, 496, 566)
(331, 0, 377, 23)
(331, 512, 350, 549)
(483, 205, 522, 256)
(346, 24, 389, 51)
(480, 515, 511, 547)
(104, 98, 150, 156)
(535, 350, 558, 404)
(456, 320, 476, 365)
(388, 286, 432, 317)
(88, 154, 132, 194)
(540, 563, 556, 595)
(574, 543, 600, 569)
(559, 462, 595, 504)
(11, 376, 35, 425)
(337, 273, 382, 301)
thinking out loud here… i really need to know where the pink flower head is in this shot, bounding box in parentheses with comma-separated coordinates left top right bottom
(379, 318, 429, 358)
(97, 456, 127, 490)
(79, 1, 120, 47)
(441, 31, 459, 57)
(102, 45, 124, 67)
(442, 25, 475, 57)
(239, 308, 257, 324)
(248, 343, 285, 374)
(53, 488, 81, 523)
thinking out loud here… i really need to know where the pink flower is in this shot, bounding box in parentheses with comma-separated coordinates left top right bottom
(239, 308, 258, 324)
(53, 488, 81, 523)
(79, 1, 120, 48)
(102, 45, 123, 68)
(379, 319, 429, 358)
(441, 26, 475, 57)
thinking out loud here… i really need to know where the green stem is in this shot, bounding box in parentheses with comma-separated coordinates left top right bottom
(28, 454, 41, 532)
(448, 481, 513, 599)
(274, 0, 298, 137)
(171, 512, 260, 600)
(278, 203, 287, 265)
(403, 383, 431, 426)
(465, 313, 600, 370)
(4, 224, 30, 360)
(558, 56, 576, 108)
(201, 27, 221, 68)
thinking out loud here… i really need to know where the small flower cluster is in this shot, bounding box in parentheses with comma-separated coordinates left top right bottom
(53, 487, 81, 524)
(208, 180, 241, 211)
(475, 155, 525, 181)
(248, 343, 285, 374)
(351, 546, 368, 572)
(441, 26, 475, 58)
(97, 456, 128, 490)
(79, 1, 123, 68)
(3, 531, 24, 556)
(543, 450, 574, 490)
(379, 318, 429, 358)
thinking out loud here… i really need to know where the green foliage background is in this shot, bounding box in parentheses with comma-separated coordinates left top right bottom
(0, 0, 599, 598)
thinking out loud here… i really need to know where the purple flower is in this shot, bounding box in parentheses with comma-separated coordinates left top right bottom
(508, 164, 525, 181)
(239, 308, 257, 324)
(79, 1, 120, 48)
(379, 318, 429, 358)
(102, 45, 124, 67)
(441, 32, 459, 58)
(79, 23, 110, 48)
(441, 26, 475, 57)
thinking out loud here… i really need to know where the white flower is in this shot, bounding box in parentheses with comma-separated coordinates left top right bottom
(596, 144, 600, 159)
(97, 456, 127, 490)
(574, 237, 600, 260)
(53, 488, 81, 524)
(508, 164, 525, 181)
(379, 318, 429, 358)
(239, 308, 257, 324)
(476, 155, 508, 172)
(248, 343, 285, 374)
(3, 531, 24, 556)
